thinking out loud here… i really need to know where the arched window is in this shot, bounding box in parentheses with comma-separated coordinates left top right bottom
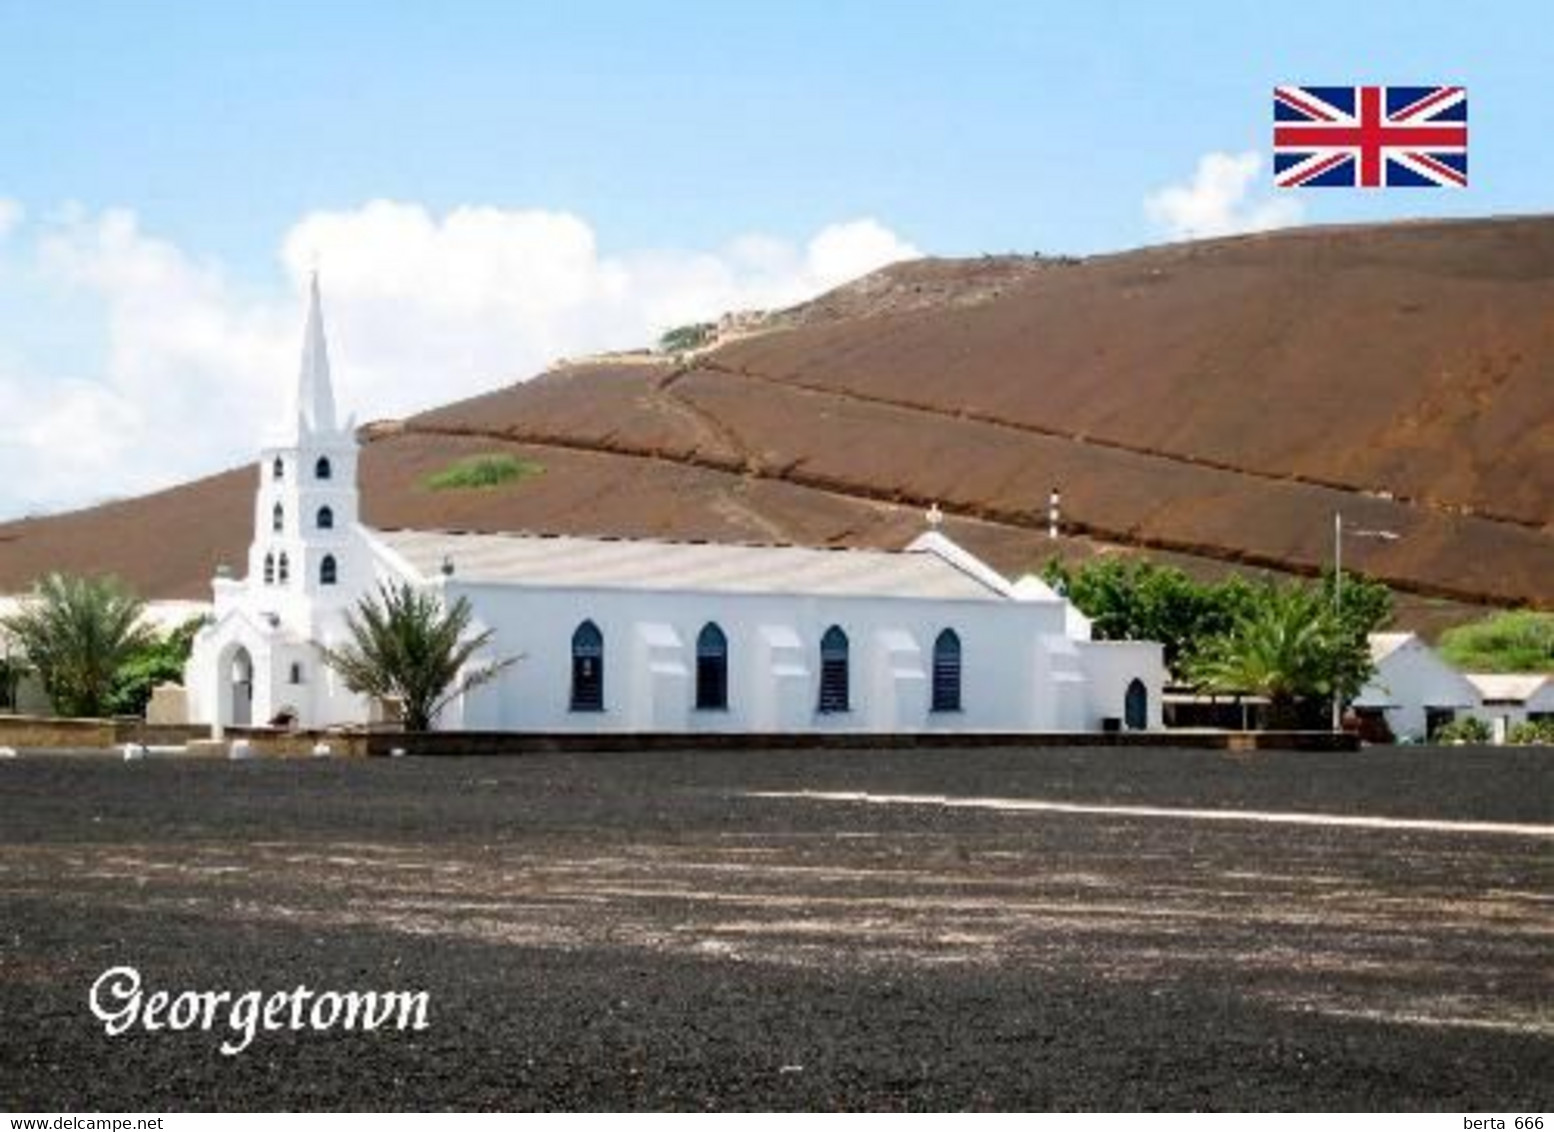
(316, 505, 334, 530)
(277, 553, 290, 584)
(932, 629, 962, 713)
(272, 502, 284, 533)
(263, 553, 275, 585)
(1125, 678, 1148, 731)
(818, 626, 850, 713)
(320, 554, 338, 586)
(289, 662, 304, 685)
(570, 621, 604, 711)
(315, 455, 332, 481)
(695, 623, 729, 711)
(272, 456, 284, 480)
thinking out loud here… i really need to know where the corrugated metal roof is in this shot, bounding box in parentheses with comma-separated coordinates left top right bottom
(370, 528, 1008, 602)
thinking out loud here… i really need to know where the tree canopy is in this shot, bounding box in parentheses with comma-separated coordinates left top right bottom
(1041, 558, 1255, 676)
(1045, 557, 1392, 725)
(1184, 582, 1371, 727)
(318, 581, 519, 731)
(107, 616, 207, 717)
(0, 573, 156, 718)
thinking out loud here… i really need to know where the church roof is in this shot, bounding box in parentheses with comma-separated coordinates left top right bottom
(369, 528, 1010, 602)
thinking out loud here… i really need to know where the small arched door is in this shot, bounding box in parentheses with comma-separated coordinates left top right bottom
(228, 646, 254, 727)
(1124, 678, 1148, 731)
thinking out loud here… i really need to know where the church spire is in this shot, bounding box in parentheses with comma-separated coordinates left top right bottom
(296, 271, 337, 435)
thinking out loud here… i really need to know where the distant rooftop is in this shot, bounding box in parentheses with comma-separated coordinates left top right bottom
(369, 527, 1009, 602)
(1369, 632, 1417, 663)
(1465, 673, 1552, 705)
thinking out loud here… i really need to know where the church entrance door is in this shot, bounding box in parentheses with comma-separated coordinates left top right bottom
(229, 646, 254, 727)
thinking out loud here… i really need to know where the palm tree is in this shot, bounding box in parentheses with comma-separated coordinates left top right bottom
(1185, 582, 1366, 729)
(318, 581, 517, 731)
(0, 573, 155, 718)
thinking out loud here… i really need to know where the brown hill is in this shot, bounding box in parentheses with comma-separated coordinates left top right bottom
(2, 216, 1550, 625)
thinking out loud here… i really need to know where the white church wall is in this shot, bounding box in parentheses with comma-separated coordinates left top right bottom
(869, 628, 927, 731)
(1032, 635, 1088, 730)
(633, 621, 691, 731)
(751, 625, 808, 733)
(438, 581, 1072, 734)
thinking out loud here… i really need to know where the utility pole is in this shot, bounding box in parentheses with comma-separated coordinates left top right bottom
(1332, 511, 1402, 732)
(1333, 512, 1343, 732)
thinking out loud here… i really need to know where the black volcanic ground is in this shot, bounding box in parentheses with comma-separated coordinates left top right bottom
(1, 746, 1548, 1111)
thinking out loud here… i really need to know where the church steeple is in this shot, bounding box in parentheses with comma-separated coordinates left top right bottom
(296, 271, 337, 436)
(243, 271, 361, 625)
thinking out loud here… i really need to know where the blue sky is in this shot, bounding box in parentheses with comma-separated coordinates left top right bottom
(0, 0, 1548, 518)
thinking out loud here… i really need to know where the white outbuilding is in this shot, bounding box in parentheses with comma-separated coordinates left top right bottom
(1353, 632, 1480, 742)
(184, 279, 1165, 735)
(1465, 674, 1554, 742)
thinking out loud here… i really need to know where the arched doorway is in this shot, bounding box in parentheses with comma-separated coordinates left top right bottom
(227, 646, 254, 727)
(1124, 678, 1148, 730)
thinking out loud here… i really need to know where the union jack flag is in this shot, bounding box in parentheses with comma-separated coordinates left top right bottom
(1273, 86, 1468, 188)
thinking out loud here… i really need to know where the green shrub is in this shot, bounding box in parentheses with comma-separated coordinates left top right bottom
(107, 616, 207, 717)
(424, 454, 543, 492)
(1433, 716, 1492, 744)
(658, 322, 714, 353)
(1507, 718, 1554, 746)
(1437, 610, 1554, 674)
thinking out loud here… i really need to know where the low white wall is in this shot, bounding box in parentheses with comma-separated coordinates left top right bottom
(1078, 640, 1167, 730)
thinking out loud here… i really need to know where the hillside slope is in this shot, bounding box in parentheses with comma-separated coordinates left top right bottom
(1, 217, 1550, 616)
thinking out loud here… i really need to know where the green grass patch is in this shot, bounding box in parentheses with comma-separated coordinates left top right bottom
(1437, 610, 1554, 673)
(424, 453, 544, 492)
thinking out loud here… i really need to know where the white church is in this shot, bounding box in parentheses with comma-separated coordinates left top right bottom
(185, 280, 1165, 735)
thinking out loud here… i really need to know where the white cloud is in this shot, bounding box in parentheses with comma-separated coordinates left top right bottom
(0, 202, 917, 518)
(0, 199, 22, 240)
(1145, 151, 1303, 240)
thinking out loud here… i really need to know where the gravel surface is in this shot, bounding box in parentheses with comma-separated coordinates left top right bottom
(1, 745, 1549, 1111)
